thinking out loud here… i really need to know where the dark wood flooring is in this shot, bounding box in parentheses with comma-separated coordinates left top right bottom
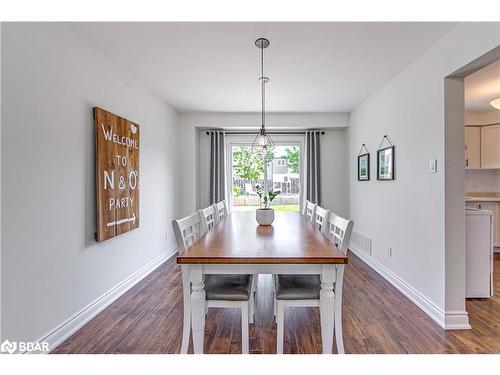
(52, 252, 500, 354)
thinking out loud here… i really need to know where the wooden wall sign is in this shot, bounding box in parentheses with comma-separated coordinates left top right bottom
(94, 107, 140, 242)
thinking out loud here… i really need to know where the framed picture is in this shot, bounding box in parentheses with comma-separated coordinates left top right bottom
(377, 146, 395, 180)
(357, 153, 370, 181)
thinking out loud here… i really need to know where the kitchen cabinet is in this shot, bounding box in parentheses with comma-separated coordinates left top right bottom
(466, 201, 500, 248)
(465, 126, 481, 169)
(480, 124, 500, 169)
(465, 209, 493, 298)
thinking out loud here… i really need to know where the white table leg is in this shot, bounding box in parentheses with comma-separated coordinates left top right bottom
(241, 301, 249, 354)
(334, 265, 345, 354)
(320, 264, 335, 354)
(189, 265, 206, 354)
(276, 301, 285, 354)
(180, 265, 191, 354)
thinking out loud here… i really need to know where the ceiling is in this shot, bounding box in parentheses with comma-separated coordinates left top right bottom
(465, 58, 500, 111)
(73, 22, 456, 113)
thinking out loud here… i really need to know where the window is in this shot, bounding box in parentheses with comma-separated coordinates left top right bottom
(230, 143, 301, 212)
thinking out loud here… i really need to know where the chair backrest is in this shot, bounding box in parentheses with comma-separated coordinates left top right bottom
(324, 212, 354, 255)
(214, 200, 227, 222)
(303, 200, 316, 222)
(313, 205, 330, 233)
(199, 205, 218, 232)
(172, 211, 204, 253)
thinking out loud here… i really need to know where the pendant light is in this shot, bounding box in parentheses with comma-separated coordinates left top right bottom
(490, 98, 500, 110)
(252, 38, 273, 152)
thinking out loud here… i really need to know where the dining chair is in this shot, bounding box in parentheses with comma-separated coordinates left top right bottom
(274, 211, 353, 354)
(200, 203, 257, 317)
(313, 205, 330, 233)
(199, 204, 218, 232)
(173, 210, 255, 354)
(212, 200, 259, 300)
(271, 199, 318, 308)
(303, 200, 317, 222)
(214, 200, 228, 222)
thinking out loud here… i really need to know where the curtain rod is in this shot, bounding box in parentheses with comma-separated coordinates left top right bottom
(205, 130, 326, 135)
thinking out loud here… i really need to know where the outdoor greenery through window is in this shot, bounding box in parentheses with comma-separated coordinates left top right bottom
(231, 145, 300, 212)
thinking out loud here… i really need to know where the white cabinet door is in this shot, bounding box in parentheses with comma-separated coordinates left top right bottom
(465, 212, 493, 298)
(465, 126, 481, 169)
(480, 124, 500, 169)
(477, 202, 499, 248)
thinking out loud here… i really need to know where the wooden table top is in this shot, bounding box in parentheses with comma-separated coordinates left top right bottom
(177, 211, 348, 264)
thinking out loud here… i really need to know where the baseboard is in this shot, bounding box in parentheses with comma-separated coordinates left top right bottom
(444, 311, 471, 330)
(349, 243, 470, 330)
(39, 245, 178, 353)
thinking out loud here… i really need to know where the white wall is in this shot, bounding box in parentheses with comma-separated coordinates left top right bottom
(465, 110, 500, 125)
(348, 22, 500, 328)
(1, 23, 179, 343)
(178, 112, 350, 217)
(466, 170, 500, 192)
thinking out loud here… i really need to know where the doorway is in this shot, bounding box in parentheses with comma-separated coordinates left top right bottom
(445, 46, 500, 328)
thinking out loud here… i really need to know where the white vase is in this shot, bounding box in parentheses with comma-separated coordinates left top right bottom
(256, 208, 275, 225)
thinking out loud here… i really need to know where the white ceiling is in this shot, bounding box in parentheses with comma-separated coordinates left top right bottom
(73, 22, 456, 113)
(465, 58, 500, 111)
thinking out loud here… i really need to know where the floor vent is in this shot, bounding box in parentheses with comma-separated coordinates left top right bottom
(350, 230, 372, 256)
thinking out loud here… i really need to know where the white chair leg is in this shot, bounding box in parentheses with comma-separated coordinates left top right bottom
(273, 295, 277, 322)
(272, 275, 277, 321)
(180, 267, 190, 354)
(276, 301, 284, 354)
(249, 289, 255, 324)
(241, 303, 249, 354)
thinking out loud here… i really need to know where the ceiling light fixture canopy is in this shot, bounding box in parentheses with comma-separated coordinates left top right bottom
(490, 98, 500, 110)
(252, 38, 273, 151)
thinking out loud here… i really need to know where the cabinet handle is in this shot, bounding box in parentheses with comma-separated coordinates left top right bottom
(465, 158, 469, 167)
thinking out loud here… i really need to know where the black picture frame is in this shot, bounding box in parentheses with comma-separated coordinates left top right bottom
(357, 153, 370, 181)
(377, 146, 395, 180)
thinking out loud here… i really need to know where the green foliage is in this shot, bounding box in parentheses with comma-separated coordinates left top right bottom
(232, 145, 276, 182)
(255, 185, 264, 200)
(232, 146, 264, 181)
(282, 146, 300, 174)
(267, 190, 280, 203)
(255, 185, 281, 209)
(232, 185, 242, 197)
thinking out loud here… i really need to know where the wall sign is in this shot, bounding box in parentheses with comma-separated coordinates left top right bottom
(94, 107, 140, 241)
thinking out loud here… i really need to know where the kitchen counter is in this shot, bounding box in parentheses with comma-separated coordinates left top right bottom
(466, 192, 500, 202)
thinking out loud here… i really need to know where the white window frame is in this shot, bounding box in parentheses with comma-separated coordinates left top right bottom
(225, 134, 305, 213)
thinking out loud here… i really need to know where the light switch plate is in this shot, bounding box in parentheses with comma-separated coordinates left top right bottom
(429, 159, 437, 173)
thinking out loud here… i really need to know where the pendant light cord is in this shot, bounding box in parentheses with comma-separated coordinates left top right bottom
(261, 44, 265, 131)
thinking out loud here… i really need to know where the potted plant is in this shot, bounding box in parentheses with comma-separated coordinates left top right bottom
(255, 185, 280, 225)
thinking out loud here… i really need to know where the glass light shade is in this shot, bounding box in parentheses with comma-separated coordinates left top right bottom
(490, 98, 500, 110)
(257, 134, 269, 146)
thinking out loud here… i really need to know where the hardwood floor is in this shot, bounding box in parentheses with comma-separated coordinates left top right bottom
(52, 252, 500, 354)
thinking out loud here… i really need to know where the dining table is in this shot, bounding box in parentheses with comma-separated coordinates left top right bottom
(176, 211, 348, 354)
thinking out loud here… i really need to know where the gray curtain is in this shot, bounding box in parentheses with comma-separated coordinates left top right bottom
(305, 130, 321, 204)
(209, 130, 226, 204)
